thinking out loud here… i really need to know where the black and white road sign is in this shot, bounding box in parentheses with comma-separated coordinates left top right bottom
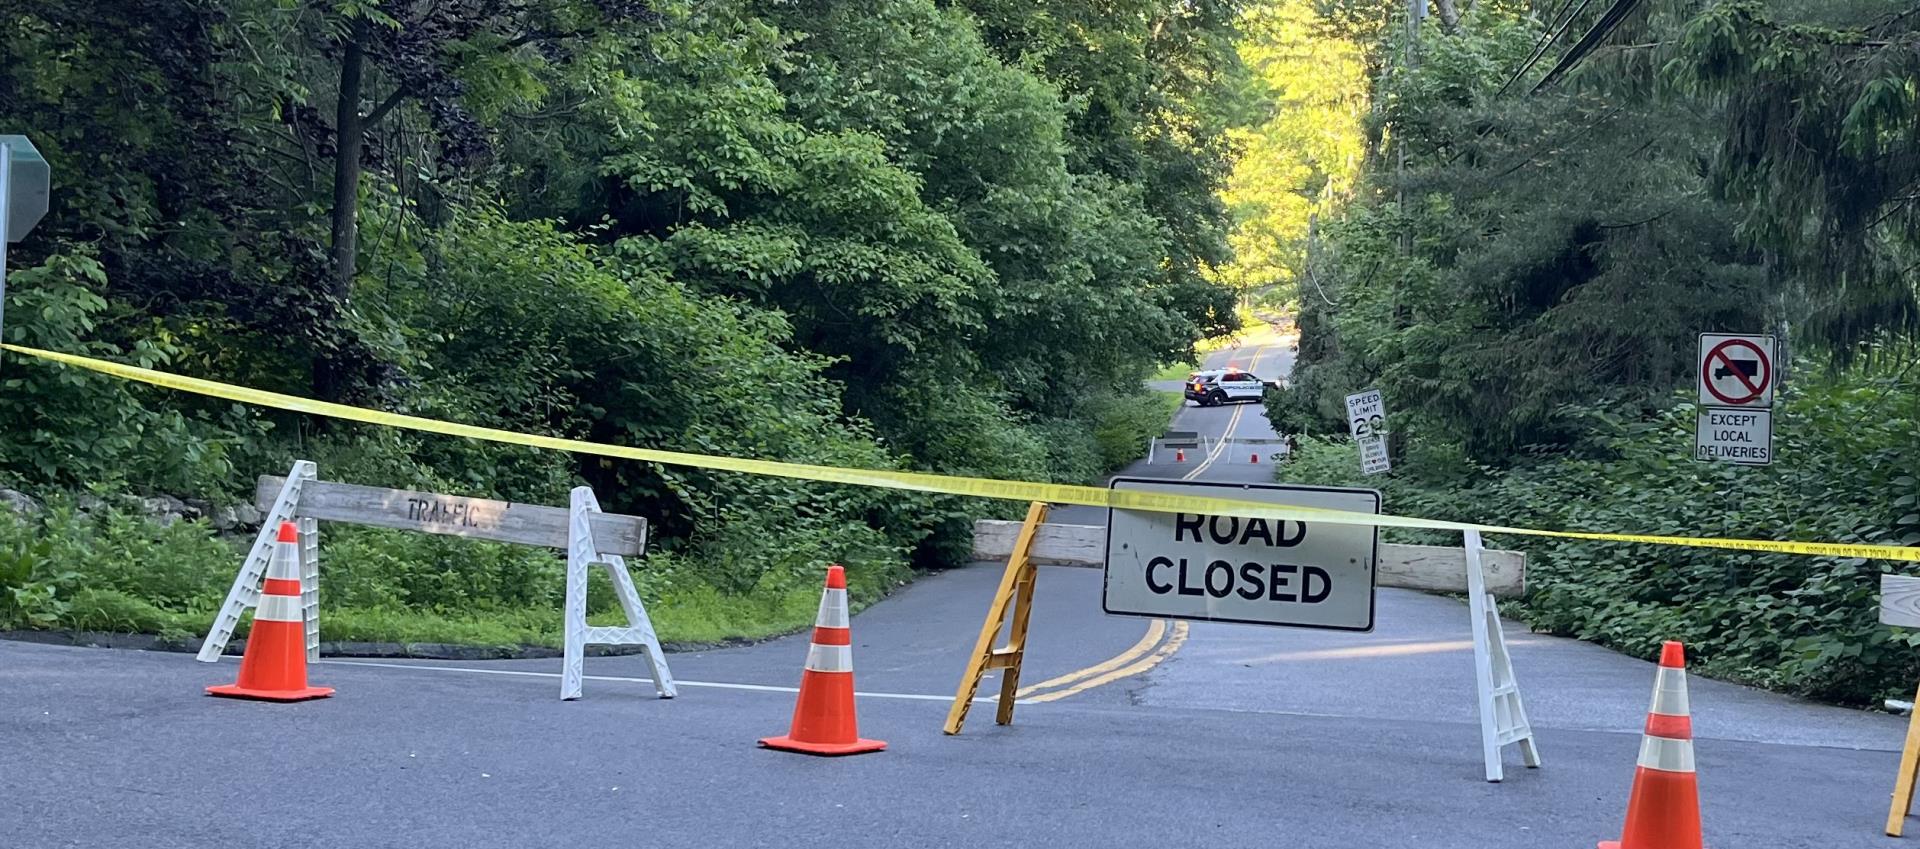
(1102, 478, 1380, 632)
(1357, 437, 1390, 476)
(1345, 389, 1391, 475)
(1345, 389, 1386, 439)
(1695, 407, 1772, 466)
(1698, 333, 1775, 408)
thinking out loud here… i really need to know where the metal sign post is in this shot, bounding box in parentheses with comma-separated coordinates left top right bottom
(1, 138, 12, 341)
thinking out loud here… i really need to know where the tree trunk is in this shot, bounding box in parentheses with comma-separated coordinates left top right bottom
(328, 19, 368, 300)
(1436, 0, 1461, 32)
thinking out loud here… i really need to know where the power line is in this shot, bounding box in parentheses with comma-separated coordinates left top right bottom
(1530, 0, 1645, 94)
(1498, 0, 1590, 96)
(1425, 0, 1586, 170)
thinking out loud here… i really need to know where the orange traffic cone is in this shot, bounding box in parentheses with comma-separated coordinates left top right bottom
(207, 522, 333, 702)
(1175, 449, 1186, 463)
(759, 565, 885, 756)
(1250, 453, 1259, 463)
(1600, 641, 1703, 849)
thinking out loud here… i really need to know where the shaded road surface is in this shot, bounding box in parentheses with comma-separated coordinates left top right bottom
(2, 325, 1908, 848)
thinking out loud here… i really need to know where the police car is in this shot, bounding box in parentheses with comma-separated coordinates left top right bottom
(1184, 369, 1269, 407)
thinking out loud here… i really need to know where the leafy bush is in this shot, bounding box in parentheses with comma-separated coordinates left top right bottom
(320, 527, 565, 613)
(1283, 374, 1920, 705)
(0, 253, 269, 497)
(1090, 391, 1186, 473)
(0, 499, 235, 631)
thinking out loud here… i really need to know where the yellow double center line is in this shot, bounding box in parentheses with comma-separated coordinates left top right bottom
(1018, 619, 1189, 703)
(1017, 339, 1273, 703)
(1184, 403, 1244, 480)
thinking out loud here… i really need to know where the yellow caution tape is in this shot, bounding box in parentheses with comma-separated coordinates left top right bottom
(6, 343, 1916, 562)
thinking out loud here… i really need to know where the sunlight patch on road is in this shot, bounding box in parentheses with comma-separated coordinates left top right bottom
(1015, 619, 1166, 698)
(1235, 638, 1542, 664)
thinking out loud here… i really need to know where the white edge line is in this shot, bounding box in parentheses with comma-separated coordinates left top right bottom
(316, 659, 1028, 704)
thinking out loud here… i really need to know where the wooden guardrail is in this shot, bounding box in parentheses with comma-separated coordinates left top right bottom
(256, 475, 646, 555)
(1882, 575, 1920, 628)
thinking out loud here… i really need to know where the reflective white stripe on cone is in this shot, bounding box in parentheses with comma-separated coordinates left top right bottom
(805, 643, 854, 673)
(1649, 666, 1690, 717)
(1636, 735, 1696, 774)
(817, 588, 849, 628)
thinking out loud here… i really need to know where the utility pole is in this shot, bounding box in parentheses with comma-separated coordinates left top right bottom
(1390, 2, 1424, 472)
(1399, 0, 1425, 257)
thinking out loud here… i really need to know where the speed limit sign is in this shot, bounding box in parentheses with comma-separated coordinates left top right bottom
(1345, 389, 1386, 439)
(1345, 389, 1390, 475)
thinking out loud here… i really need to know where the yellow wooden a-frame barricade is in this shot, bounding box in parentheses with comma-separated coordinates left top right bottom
(944, 502, 1048, 734)
(1889, 678, 1920, 837)
(1883, 574, 1920, 837)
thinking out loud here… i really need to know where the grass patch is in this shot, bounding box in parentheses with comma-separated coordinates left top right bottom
(315, 586, 839, 647)
(1152, 390, 1185, 419)
(1150, 361, 1199, 382)
(0, 497, 912, 650)
(49, 585, 863, 650)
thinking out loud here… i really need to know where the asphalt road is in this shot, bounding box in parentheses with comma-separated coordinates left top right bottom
(2, 328, 1911, 848)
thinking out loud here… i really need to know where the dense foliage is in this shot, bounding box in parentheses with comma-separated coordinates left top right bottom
(0, 0, 1245, 639)
(1274, 0, 1917, 453)
(1286, 369, 1919, 704)
(1214, 0, 1367, 297)
(1263, 0, 1919, 701)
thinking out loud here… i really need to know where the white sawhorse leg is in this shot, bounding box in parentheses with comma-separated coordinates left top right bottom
(197, 461, 315, 662)
(561, 487, 676, 700)
(1466, 529, 1541, 781)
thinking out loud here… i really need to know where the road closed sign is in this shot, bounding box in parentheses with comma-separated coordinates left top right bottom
(1102, 478, 1380, 632)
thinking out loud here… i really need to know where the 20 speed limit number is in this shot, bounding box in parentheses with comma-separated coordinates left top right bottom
(1103, 479, 1380, 632)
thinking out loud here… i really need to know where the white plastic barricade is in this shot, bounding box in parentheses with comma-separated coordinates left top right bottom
(198, 461, 676, 700)
(1148, 430, 1211, 464)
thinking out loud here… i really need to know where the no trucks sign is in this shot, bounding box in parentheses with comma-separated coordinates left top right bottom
(1695, 332, 1777, 466)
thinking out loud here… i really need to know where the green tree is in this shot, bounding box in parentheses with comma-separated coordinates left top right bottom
(1668, 0, 1920, 359)
(1270, 2, 1776, 459)
(1215, 0, 1371, 300)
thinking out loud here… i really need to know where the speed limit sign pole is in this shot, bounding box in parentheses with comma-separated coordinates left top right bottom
(1, 137, 13, 341)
